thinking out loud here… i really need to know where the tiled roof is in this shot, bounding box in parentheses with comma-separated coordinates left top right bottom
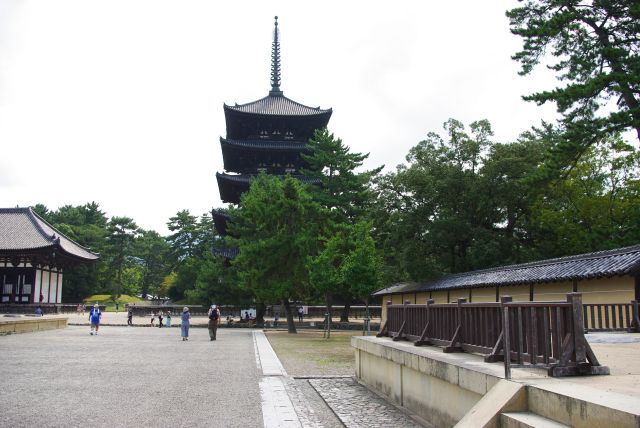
(0, 207, 99, 261)
(373, 245, 640, 296)
(224, 94, 331, 117)
(216, 172, 321, 185)
(220, 138, 309, 151)
(211, 246, 239, 259)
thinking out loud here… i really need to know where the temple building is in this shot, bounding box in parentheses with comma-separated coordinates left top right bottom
(213, 16, 332, 253)
(0, 207, 99, 304)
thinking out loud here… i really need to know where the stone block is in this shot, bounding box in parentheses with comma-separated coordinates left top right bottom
(459, 366, 489, 395)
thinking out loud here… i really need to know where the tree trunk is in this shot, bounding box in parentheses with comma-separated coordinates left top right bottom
(283, 300, 297, 334)
(255, 302, 266, 327)
(340, 301, 350, 322)
(325, 293, 333, 339)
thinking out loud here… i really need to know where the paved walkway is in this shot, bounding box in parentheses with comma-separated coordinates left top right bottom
(0, 325, 425, 428)
(0, 326, 262, 427)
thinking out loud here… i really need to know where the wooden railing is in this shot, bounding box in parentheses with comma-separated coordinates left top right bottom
(378, 293, 616, 379)
(583, 301, 639, 331)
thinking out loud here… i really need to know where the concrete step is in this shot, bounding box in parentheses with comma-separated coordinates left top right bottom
(501, 412, 569, 428)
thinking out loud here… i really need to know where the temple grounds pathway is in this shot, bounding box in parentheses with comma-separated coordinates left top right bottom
(0, 326, 263, 427)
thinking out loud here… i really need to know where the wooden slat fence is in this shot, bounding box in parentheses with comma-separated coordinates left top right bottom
(378, 293, 621, 379)
(582, 302, 637, 331)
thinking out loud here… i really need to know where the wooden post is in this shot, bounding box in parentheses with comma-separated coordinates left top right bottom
(376, 300, 392, 337)
(393, 300, 410, 341)
(501, 296, 513, 379)
(415, 299, 434, 346)
(630, 301, 640, 333)
(444, 298, 465, 352)
(567, 293, 586, 363)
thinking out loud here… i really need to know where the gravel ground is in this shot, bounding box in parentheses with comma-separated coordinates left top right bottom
(0, 326, 262, 428)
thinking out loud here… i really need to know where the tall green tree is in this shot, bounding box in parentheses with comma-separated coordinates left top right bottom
(302, 128, 382, 320)
(529, 134, 640, 256)
(302, 128, 382, 224)
(307, 230, 349, 334)
(106, 217, 140, 298)
(507, 0, 640, 166)
(230, 175, 325, 333)
(134, 230, 172, 299)
(167, 210, 200, 263)
(342, 221, 383, 332)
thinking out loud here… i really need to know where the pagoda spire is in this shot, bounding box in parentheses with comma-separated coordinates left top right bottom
(269, 16, 283, 96)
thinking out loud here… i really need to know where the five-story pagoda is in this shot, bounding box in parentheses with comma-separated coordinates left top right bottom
(213, 17, 332, 256)
(215, 16, 332, 205)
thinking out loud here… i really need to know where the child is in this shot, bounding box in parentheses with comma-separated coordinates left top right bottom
(89, 304, 102, 335)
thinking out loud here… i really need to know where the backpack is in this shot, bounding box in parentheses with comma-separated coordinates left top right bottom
(209, 309, 219, 320)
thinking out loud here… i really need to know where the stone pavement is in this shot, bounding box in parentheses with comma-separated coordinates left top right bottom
(0, 325, 428, 428)
(309, 378, 427, 428)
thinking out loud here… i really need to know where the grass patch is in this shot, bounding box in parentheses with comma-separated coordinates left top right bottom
(83, 294, 143, 311)
(265, 330, 363, 376)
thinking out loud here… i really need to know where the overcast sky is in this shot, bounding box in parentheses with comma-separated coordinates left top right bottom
(0, 0, 560, 235)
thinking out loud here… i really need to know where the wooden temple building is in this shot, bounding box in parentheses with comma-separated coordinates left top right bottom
(0, 207, 99, 304)
(213, 17, 332, 255)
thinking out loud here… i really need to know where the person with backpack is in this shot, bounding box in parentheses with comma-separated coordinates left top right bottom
(208, 304, 220, 341)
(89, 303, 102, 335)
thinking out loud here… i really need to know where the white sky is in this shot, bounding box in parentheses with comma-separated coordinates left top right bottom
(0, 0, 560, 235)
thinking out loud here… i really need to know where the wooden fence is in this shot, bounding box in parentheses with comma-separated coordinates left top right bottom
(377, 293, 628, 379)
(583, 302, 639, 331)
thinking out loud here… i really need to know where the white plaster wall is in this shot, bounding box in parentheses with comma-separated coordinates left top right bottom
(56, 271, 63, 303)
(34, 269, 42, 303)
(49, 270, 58, 303)
(42, 270, 50, 303)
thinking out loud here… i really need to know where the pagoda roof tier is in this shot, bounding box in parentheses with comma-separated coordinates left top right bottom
(211, 245, 239, 260)
(221, 137, 308, 151)
(216, 172, 320, 204)
(224, 94, 331, 117)
(0, 207, 99, 267)
(223, 104, 331, 141)
(220, 137, 310, 174)
(212, 209, 236, 237)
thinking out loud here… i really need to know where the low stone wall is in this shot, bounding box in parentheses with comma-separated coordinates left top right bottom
(353, 336, 501, 427)
(353, 336, 640, 428)
(0, 316, 68, 335)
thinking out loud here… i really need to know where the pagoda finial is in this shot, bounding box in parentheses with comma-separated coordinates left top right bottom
(269, 16, 283, 96)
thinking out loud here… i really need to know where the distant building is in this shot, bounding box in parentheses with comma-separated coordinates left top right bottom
(213, 16, 332, 257)
(0, 207, 99, 303)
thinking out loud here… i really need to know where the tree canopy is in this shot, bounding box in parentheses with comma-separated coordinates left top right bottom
(507, 0, 640, 164)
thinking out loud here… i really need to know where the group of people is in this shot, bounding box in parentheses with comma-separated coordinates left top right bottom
(149, 310, 172, 328)
(84, 303, 221, 342)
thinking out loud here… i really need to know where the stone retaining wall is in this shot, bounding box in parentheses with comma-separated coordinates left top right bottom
(0, 317, 68, 335)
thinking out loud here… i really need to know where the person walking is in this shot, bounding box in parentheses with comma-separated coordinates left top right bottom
(298, 307, 304, 322)
(274, 313, 279, 328)
(89, 303, 102, 335)
(166, 310, 172, 328)
(127, 308, 133, 326)
(208, 304, 220, 341)
(158, 310, 164, 328)
(181, 307, 190, 341)
(150, 311, 156, 326)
